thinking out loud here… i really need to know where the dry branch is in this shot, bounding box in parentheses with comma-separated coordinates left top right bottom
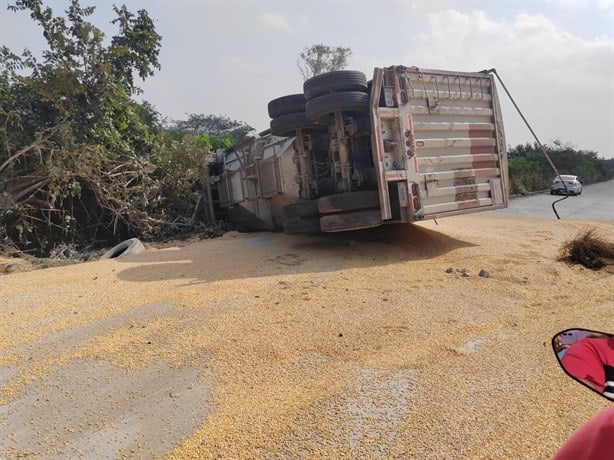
(0, 126, 61, 174)
(559, 229, 614, 270)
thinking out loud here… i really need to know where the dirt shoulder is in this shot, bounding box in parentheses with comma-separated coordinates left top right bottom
(1, 215, 613, 459)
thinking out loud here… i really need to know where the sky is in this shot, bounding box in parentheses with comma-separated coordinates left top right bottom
(1, 0, 613, 158)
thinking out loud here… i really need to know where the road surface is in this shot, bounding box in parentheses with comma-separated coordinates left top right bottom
(492, 179, 613, 221)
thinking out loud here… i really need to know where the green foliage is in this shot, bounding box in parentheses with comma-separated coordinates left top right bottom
(507, 142, 614, 195)
(171, 113, 253, 139)
(161, 113, 251, 158)
(1, 0, 162, 158)
(297, 44, 352, 81)
(109, 4, 161, 94)
(0, 0, 201, 256)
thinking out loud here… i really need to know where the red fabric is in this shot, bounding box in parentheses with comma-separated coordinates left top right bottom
(553, 405, 614, 460)
(561, 338, 614, 393)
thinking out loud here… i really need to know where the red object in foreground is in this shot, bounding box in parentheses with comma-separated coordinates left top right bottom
(561, 337, 614, 393)
(553, 405, 614, 460)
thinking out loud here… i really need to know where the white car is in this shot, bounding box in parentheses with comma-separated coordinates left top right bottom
(550, 175, 583, 196)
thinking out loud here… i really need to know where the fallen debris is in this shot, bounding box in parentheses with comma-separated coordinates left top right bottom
(100, 238, 145, 260)
(559, 228, 614, 270)
(445, 267, 470, 277)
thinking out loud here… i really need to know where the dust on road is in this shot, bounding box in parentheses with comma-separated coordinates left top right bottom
(1, 215, 613, 459)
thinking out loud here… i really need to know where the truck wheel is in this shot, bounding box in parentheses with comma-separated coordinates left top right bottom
(270, 112, 323, 137)
(283, 200, 319, 218)
(320, 209, 382, 232)
(283, 216, 322, 235)
(305, 91, 370, 121)
(267, 94, 306, 119)
(317, 190, 380, 214)
(303, 70, 368, 100)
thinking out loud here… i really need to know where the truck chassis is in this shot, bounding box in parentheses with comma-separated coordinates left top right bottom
(204, 66, 509, 234)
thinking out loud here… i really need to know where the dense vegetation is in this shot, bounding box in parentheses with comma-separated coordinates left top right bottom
(0, 1, 250, 257)
(507, 142, 614, 195)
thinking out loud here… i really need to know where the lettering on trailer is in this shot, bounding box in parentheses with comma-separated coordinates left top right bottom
(453, 171, 478, 203)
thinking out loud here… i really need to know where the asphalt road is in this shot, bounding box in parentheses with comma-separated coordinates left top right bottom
(491, 179, 613, 221)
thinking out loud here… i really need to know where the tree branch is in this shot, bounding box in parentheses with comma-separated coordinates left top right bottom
(0, 126, 61, 174)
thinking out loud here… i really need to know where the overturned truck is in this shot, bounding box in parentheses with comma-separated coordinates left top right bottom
(204, 65, 509, 234)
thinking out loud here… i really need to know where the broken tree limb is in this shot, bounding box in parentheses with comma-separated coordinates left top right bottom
(0, 126, 61, 174)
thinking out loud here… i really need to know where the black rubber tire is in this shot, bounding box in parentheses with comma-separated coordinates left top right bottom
(318, 190, 380, 214)
(100, 238, 145, 259)
(320, 209, 382, 233)
(267, 94, 306, 119)
(283, 216, 322, 235)
(303, 70, 368, 100)
(305, 91, 370, 121)
(282, 200, 319, 218)
(270, 112, 322, 137)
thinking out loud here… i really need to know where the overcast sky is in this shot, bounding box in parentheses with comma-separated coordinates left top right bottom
(1, 0, 613, 158)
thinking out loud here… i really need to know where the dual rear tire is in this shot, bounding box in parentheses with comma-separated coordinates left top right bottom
(303, 70, 368, 100)
(318, 190, 381, 232)
(320, 209, 382, 233)
(268, 94, 324, 137)
(272, 70, 379, 234)
(303, 71, 370, 121)
(281, 190, 381, 235)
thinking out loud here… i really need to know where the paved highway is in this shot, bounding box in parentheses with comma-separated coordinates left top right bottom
(491, 179, 613, 221)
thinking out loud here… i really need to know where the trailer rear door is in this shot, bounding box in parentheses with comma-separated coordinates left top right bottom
(370, 66, 509, 221)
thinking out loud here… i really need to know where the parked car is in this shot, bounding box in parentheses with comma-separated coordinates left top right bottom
(550, 175, 583, 195)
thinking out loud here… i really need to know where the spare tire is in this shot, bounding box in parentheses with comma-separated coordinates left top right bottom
(100, 238, 145, 259)
(267, 94, 306, 119)
(303, 70, 368, 100)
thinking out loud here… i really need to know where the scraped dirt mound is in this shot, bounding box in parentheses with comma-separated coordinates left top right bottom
(559, 228, 614, 270)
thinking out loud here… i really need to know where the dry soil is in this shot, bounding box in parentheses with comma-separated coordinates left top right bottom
(1, 214, 613, 459)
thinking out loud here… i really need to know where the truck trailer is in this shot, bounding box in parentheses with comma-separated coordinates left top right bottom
(204, 65, 509, 234)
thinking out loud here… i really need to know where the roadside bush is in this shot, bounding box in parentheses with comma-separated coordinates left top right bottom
(0, 2, 251, 257)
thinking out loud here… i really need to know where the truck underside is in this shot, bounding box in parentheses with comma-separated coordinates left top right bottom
(204, 66, 509, 234)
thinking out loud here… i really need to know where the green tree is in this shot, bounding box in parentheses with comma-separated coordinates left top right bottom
(172, 114, 252, 139)
(1, 0, 162, 152)
(297, 44, 352, 81)
(1, 0, 163, 255)
(507, 142, 613, 195)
